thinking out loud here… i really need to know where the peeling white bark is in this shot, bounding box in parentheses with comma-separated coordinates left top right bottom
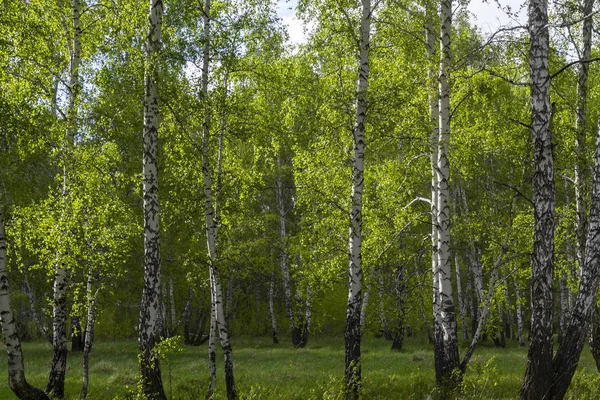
(345, 0, 370, 396)
(200, 1, 236, 397)
(138, 0, 165, 398)
(0, 210, 49, 400)
(521, 0, 555, 395)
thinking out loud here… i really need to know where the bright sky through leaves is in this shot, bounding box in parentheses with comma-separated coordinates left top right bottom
(276, 0, 526, 45)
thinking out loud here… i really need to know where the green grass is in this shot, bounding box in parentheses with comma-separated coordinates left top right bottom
(1, 336, 599, 399)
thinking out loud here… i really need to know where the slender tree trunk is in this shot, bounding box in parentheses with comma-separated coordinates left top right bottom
(502, 267, 513, 341)
(377, 272, 391, 340)
(454, 255, 468, 341)
(305, 282, 313, 339)
(550, 120, 600, 399)
(360, 284, 371, 330)
(452, 188, 467, 341)
(573, 0, 600, 371)
(225, 274, 234, 329)
(295, 255, 309, 347)
(48, 2, 82, 397)
(513, 267, 526, 347)
(344, 0, 370, 397)
(461, 269, 499, 371)
(22, 264, 51, 342)
(275, 152, 300, 347)
(421, 296, 434, 344)
(426, 4, 441, 360)
(207, 272, 217, 396)
(391, 263, 406, 351)
(0, 211, 49, 400)
(200, 1, 235, 397)
(169, 278, 176, 329)
(81, 268, 98, 399)
(574, 0, 593, 274)
(520, 0, 555, 395)
(268, 270, 279, 344)
(433, 0, 460, 388)
(138, 1, 165, 399)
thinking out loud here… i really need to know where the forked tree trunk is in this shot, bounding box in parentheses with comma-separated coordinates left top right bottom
(550, 120, 600, 399)
(344, 0, 370, 397)
(520, 0, 555, 396)
(138, 0, 166, 399)
(0, 211, 49, 400)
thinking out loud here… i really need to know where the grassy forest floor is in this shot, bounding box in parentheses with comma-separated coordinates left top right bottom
(1, 335, 600, 399)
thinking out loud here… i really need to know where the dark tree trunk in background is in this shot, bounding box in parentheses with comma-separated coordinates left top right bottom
(71, 316, 84, 352)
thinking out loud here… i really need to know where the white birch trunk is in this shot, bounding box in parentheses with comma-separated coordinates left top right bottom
(521, 0, 554, 395)
(454, 256, 468, 340)
(425, 9, 440, 356)
(513, 267, 525, 347)
(275, 153, 299, 346)
(433, 0, 460, 386)
(345, 0, 370, 396)
(48, 1, 81, 396)
(138, 0, 165, 399)
(0, 210, 49, 400)
(81, 267, 98, 399)
(360, 284, 371, 329)
(200, 1, 236, 397)
(550, 119, 600, 399)
(574, 0, 593, 271)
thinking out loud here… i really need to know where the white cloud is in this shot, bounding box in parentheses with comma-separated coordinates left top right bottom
(277, 0, 308, 45)
(467, 0, 526, 34)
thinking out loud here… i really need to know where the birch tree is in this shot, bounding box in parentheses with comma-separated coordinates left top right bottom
(0, 208, 49, 400)
(520, 0, 555, 396)
(345, 0, 371, 396)
(430, 0, 460, 387)
(47, 0, 82, 396)
(200, 0, 236, 398)
(551, 118, 600, 398)
(138, 0, 166, 398)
